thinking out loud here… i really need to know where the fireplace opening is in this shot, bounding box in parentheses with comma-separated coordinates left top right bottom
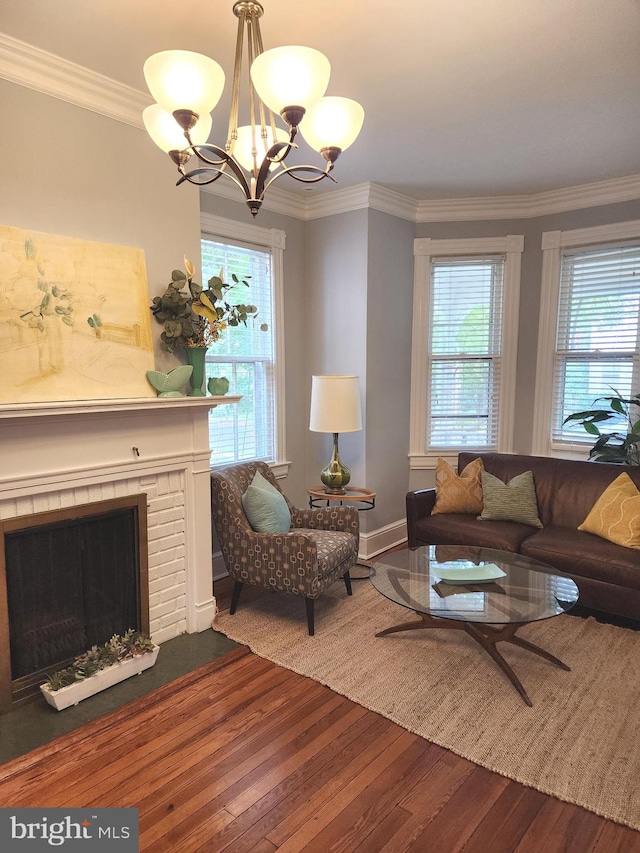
(0, 495, 149, 712)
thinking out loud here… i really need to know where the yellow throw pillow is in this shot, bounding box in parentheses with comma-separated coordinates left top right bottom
(432, 457, 484, 515)
(578, 472, 640, 549)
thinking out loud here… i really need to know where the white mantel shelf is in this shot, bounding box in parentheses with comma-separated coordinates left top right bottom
(0, 395, 241, 420)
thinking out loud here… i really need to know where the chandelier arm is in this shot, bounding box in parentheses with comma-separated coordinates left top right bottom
(257, 135, 299, 173)
(253, 139, 295, 198)
(185, 142, 253, 197)
(177, 168, 231, 187)
(262, 163, 338, 193)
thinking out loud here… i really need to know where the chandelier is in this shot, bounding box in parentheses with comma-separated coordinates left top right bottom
(142, 1, 365, 217)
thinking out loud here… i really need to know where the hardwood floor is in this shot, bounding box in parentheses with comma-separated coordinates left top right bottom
(0, 636, 637, 851)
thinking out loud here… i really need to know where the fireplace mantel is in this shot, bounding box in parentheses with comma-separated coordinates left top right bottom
(0, 394, 240, 642)
(0, 395, 240, 421)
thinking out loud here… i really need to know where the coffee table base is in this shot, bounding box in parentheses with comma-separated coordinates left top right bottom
(375, 612, 571, 707)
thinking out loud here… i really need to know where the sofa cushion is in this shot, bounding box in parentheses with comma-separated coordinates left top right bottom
(242, 471, 291, 533)
(520, 527, 640, 591)
(413, 513, 536, 552)
(432, 457, 484, 515)
(478, 470, 543, 528)
(578, 472, 640, 549)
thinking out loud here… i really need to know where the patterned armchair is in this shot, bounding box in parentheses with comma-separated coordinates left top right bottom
(211, 461, 359, 635)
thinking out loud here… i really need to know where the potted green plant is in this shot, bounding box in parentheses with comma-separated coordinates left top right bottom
(40, 629, 159, 711)
(150, 258, 265, 352)
(150, 258, 266, 395)
(562, 388, 640, 464)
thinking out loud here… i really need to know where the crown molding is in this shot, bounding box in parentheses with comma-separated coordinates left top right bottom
(3, 32, 640, 223)
(0, 32, 148, 128)
(201, 181, 419, 222)
(416, 174, 640, 222)
(203, 174, 640, 224)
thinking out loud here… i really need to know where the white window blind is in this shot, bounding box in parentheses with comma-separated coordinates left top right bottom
(201, 238, 275, 466)
(428, 256, 504, 451)
(552, 241, 640, 443)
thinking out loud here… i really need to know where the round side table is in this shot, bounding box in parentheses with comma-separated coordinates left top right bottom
(307, 486, 376, 579)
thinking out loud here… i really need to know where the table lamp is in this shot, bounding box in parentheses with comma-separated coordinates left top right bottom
(309, 374, 362, 494)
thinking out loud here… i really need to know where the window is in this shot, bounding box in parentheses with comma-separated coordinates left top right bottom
(533, 220, 640, 457)
(409, 236, 523, 468)
(200, 214, 287, 474)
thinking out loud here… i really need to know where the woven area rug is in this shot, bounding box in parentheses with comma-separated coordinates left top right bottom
(214, 582, 640, 830)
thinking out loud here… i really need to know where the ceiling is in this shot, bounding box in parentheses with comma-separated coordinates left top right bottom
(4, 0, 640, 200)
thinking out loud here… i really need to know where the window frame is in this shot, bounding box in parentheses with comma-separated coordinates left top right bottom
(200, 212, 289, 477)
(533, 219, 640, 459)
(409, 235, 524, 469)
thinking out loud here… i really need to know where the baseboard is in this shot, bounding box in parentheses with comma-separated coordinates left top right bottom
(358, 518, 407, 560)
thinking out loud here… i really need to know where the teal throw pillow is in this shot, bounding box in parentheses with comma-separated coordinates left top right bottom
(242, 471, 291, 533)
(478, 470, 543, 528)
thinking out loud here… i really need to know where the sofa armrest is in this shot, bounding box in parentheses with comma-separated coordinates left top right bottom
(406, 488, 436, 548)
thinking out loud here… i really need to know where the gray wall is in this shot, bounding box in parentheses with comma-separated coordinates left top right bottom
(0, 79, 201, 380)
(365, 209, 415, 530)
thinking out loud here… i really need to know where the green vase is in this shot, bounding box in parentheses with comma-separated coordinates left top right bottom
(185, 346, 207, 397)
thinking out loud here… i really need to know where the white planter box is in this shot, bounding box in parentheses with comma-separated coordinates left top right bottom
(40, 645, 160, 711)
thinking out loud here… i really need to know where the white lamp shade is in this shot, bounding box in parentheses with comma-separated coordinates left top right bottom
(309, 375, 362, 433)
(143, 50, 225, 115)
(300, 96, 365, 153)
(232, 125, 290, 172)
(250, 46, 331, 114)
(143, 104, 212, 152)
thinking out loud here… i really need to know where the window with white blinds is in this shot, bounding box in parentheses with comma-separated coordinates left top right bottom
(428, 256, 505, 451)
(410, 235, 522, 467)
(552, 241, 640, 443)
(201, 238, 276, 466)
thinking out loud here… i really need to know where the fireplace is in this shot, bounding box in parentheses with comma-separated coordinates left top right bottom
(0, 396, 237, 713)
(0, 495, 149, 711)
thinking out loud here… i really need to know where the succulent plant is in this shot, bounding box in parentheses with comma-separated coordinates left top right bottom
(44, 630, 155, 692)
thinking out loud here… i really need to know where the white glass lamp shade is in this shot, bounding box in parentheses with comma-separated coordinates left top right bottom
(309, 375, 362, 433)
(143, 104, 212, 153)
(250, 46, 330, 114)
(232, 125, 290, 172)
(300, 97, 365, 153)
(143, 50, 225, 115)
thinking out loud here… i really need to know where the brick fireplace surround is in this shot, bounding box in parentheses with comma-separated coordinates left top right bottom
(0, 396, 236, 648)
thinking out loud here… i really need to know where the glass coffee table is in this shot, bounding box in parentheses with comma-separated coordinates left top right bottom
(371, 545, 579, 706)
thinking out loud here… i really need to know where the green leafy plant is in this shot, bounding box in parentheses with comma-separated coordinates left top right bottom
(45, 630, 155, 692)
(562, 388, 640, 464)
(150, 258, 267, 353)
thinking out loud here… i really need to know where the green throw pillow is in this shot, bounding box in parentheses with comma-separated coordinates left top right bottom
(478, 470, 543, 528)
(242, 471, 291, 533)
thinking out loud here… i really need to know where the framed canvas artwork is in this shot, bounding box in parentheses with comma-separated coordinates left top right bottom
(0, 225, 155, 403)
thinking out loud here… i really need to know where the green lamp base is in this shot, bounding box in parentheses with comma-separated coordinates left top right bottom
(320, 433, 351, 495)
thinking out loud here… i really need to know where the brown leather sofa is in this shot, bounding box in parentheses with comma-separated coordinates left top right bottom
(406, 452, 640, 622)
